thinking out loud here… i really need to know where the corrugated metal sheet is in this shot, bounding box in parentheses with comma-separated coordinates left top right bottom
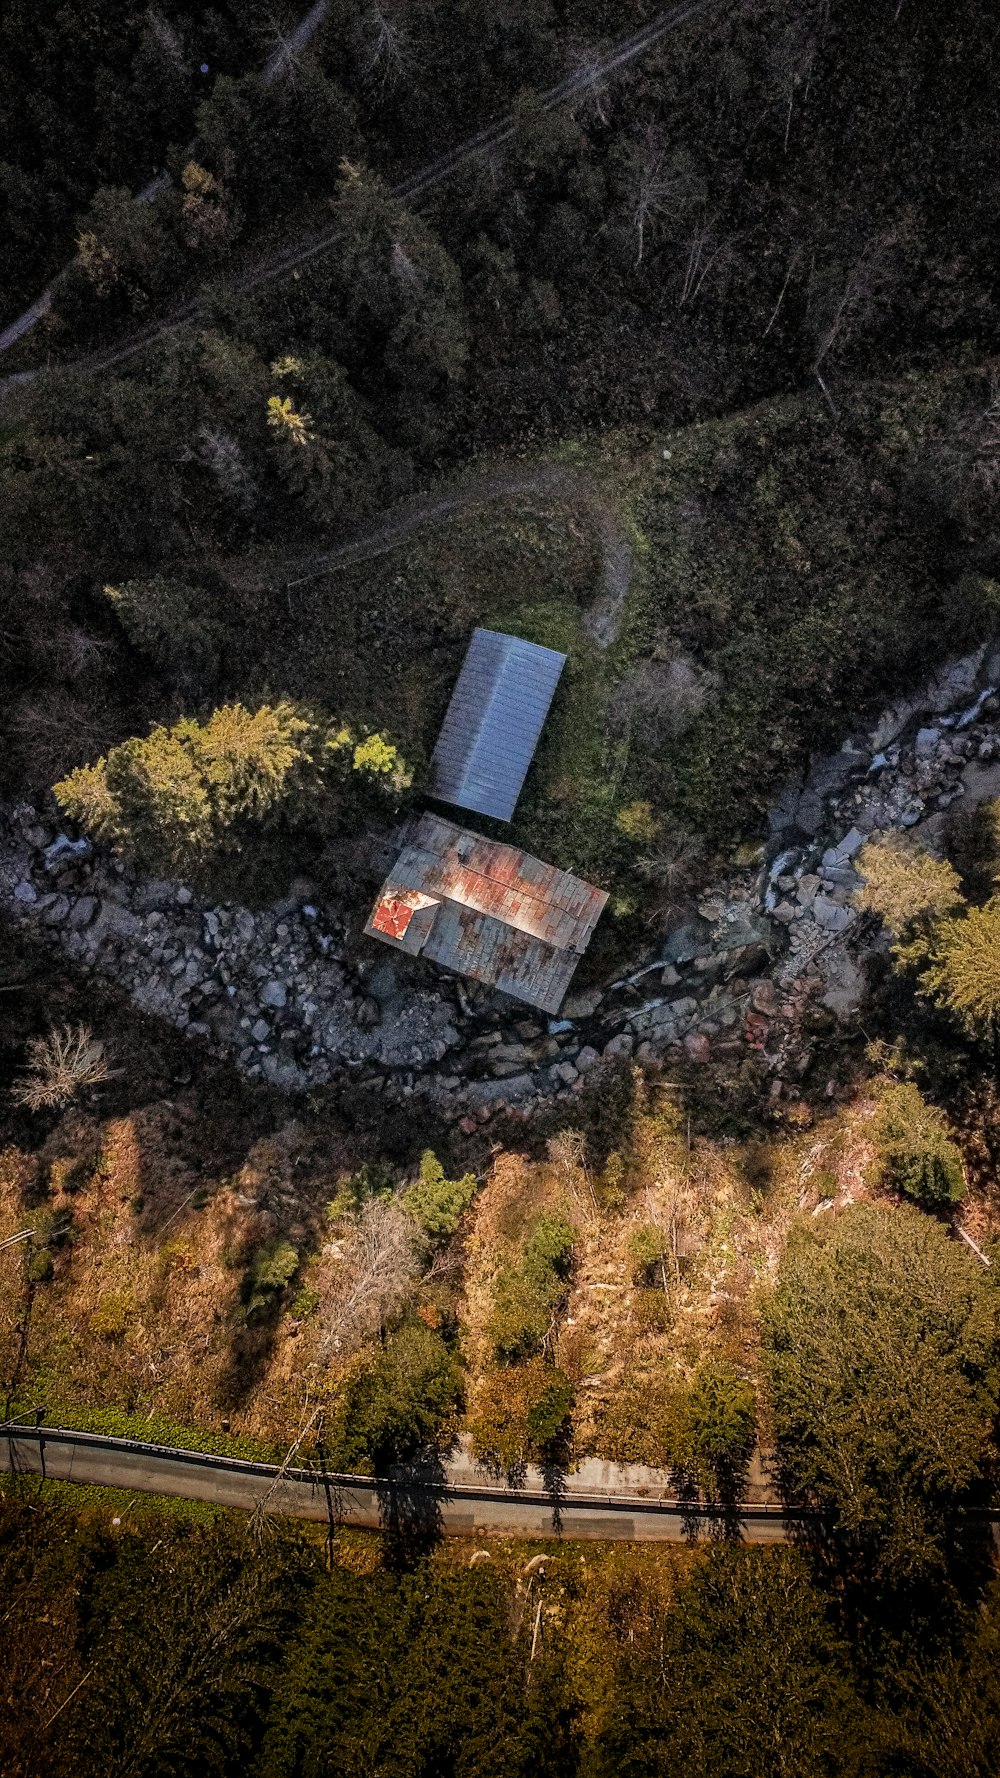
(363, 814, 607, 1014)
(430, 629, 566, 822)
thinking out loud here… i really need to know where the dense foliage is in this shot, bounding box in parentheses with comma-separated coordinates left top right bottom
(763, 1202, 998, 1580)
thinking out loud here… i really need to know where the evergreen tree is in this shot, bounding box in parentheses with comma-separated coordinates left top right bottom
(763, 1202, 997, 1581)
(923, 899, 1000, 1041)
(869, 1081, 966, 1207)
(54, 701, 411, 879)
(594, 1548, 881, 1778)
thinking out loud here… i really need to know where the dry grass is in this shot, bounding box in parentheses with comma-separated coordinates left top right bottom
(457, 1088, 885, 1466)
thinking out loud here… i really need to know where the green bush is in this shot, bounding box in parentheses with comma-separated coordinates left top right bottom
(629, 1222, 669, 1285)
(486, 1214, 575, 1363)
(329, 1318, 462, 1472)
(242, 1239, 299, 1320)
(402, 1151, 477, 1242)
(870, 1081, 966, 1207)
(469, 1359, 574, 1469)
(667, 1360, 756, 1500)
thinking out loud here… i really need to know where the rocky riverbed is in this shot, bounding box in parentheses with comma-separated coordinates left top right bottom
(4, 644, 1000, 1127)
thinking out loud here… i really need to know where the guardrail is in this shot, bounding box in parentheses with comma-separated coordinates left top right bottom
(0, 1423, 795, 1521)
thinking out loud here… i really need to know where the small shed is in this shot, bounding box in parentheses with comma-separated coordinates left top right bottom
(364, 813, 607, 1014)
(430, 629, 566, 822)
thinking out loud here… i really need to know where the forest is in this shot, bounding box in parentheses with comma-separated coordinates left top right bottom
(4, 0, 1000, 1773)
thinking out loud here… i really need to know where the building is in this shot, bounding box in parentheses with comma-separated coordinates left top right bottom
(430, 628, 566, 822)
(364, 813, 607, 1014)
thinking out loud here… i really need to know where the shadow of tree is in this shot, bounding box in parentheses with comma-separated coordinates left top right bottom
(378, 1450, 447, 1570)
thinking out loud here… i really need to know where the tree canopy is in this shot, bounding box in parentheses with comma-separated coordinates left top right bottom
(763, 1202, 998, 1580)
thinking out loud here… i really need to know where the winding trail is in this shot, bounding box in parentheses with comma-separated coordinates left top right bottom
(269, 464, 634, 647)
(0, 0, 718, 394)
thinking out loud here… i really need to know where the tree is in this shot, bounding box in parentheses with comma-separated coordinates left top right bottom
(594, 1548, 879, 1778)
(54, 702, 411, 880)
(11, 1023, 110, 1112)
(328, 1317, 462, 1471)
(869, 1081, 966, 1207)
(59, 1521, 306, 1778)
(854, 835, 964, 963)
(763, 1202, 998, 1580)
(104, 574, 231, 683)
(402, 1151, 477, 1242)
(923, 899, 1000, 1040)
(667, 1359, 757, 1502)
(318, 1199, 419, 1360)
(486, 1214, 575, 1362)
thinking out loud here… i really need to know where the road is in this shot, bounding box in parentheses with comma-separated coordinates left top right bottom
(0, 0, 718, 393)
(1, 1425, 793, 1543)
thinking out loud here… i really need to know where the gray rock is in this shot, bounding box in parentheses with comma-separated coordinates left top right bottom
(561, 985, 604, 1020)
(795, 789, 825, 834)
(806, 749, 868, 795)
(796, 873, 821, 908)
(176, 886, 193, 906)
(664, 918, 712, 964)
(915, 727, 940, 757)
(772, 901, 796, 924)
(490, 1041, 531, 1066)
(367, 964, 399, 1004)
(251, 1017, 272, 1043)
(464, 1073, 537, 1108)
(13, 880, 37, 904)
(575, 1045, 600, 1073)
(552, 1061, 579, 1087)
(43, 834, 90, 868)
(67, 895, 98, 928)
(261, 978, 287, 1010)
(41, 894, 70, 926)
(603, 1033, 634, 1059)
(660, 964, 681, 987)
(812, 893, 855, 934)
(235, 909, 256, 944)
(822, 826, 865, 869)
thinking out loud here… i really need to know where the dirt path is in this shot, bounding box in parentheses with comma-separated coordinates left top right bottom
(276, 464, 634, 647)
(0, 0, 716, 391)
(0, 0, 333, 357)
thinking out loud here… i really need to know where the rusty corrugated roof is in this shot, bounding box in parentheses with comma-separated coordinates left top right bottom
(363, 814, 608, 1014)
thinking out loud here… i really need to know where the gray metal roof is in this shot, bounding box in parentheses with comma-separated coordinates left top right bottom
(430, 629, 566, 822)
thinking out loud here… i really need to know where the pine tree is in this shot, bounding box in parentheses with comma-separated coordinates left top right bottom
(923, 897, 1000, 1038)
(54, 702, 411, 879)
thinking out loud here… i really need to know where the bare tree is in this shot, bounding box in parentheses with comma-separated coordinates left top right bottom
(12, 1025, 112, 1112)
(768, 15, 820, 153)
(355, 3, 413, 85)
(317, 1198, 419, 1358)
(629, 136, 706, 267)
(809, 229, 903, 377)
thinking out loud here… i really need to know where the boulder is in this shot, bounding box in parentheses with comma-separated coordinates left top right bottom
(575, 1045, 600, 1073)
(812, 894, 855, 935)
(603, 1033, 634, 1060)
(561, 985, 604, 1020)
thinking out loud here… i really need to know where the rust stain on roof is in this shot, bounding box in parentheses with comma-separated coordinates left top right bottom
(364, 814, 607, 1014)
